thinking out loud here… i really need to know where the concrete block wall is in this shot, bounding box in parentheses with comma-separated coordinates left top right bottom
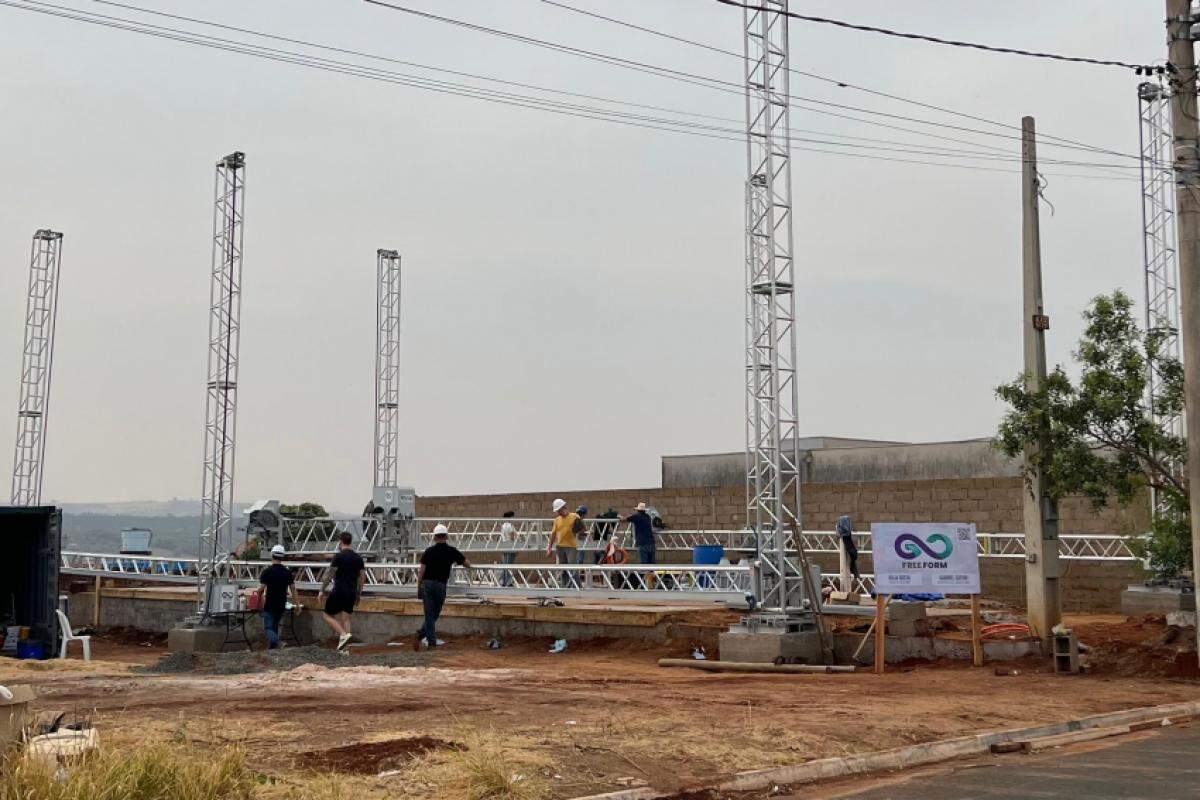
(417, 476, 1149, 613)
(805, 552, 1146, 613)
(417, 477, 1147, 537)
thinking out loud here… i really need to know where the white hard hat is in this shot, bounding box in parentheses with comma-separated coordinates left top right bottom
(501, 522, 515, 535)
(270, 545, 286, 557)
(433, 523, 449, 536)
(552, 498, 567, 512)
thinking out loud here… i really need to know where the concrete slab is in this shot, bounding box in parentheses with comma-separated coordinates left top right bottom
(718, 629, 823, 664)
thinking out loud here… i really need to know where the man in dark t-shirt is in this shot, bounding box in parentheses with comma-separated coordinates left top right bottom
(625, 502, 656, 565)
(256, 544, 295, 650)
(415, 525, 471, 649)
(317, 531, 366, 651)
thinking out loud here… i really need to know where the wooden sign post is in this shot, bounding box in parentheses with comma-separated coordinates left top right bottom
(970, 594, 983, 667)
(874, 592, 887, 675)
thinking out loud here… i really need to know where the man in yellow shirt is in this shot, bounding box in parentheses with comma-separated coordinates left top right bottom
(546, 498, 584, 587)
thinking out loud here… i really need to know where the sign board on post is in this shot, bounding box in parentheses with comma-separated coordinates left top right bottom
(870, 523, 981, 595)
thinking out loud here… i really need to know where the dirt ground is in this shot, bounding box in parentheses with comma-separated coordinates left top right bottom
(3, 615, 1197, 799)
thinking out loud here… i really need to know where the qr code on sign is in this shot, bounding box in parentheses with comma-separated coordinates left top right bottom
(956, 527, 971, 541)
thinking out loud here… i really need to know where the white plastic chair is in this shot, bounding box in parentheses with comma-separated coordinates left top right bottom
(55, 610, 91, 661)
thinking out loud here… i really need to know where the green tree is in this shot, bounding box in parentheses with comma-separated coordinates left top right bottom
(993, 290, 1189, 577)
(279, 501, 329, 518)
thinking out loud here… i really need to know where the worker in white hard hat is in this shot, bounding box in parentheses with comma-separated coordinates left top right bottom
(255, 544, 297, 650)
(546, 498, 585, 587)
(414, 524, 471, 649)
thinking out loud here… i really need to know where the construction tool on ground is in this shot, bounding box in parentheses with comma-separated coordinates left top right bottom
(790, 522, 834, 663)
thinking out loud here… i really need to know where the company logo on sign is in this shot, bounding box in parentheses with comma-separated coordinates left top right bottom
(894, 532, 953, 560)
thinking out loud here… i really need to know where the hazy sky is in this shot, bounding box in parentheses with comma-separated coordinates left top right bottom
(0, 1, 1160, 511)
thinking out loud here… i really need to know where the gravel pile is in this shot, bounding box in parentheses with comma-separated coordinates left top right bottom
(136, 645, 422, 675)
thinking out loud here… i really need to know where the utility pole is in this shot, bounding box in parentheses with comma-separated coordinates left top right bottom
(1020, 116, 1061, 646)
(1165, 0, 1200, 667)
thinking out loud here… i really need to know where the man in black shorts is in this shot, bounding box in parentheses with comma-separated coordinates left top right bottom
(317, 531, 366, 651)
(255, 544, 296, 649)
(414, 524, 471, 649)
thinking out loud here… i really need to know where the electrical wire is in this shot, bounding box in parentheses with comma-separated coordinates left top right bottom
(714, 0, 1156, 72)
(2, 0, 1136, 173)
(539, 0, 1142, 161)
(0, 0, 1144, 181)
(366, 0, 1142, 163)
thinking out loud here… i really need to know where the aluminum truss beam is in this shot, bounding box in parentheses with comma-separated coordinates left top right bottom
(10, 229, 64, 506)
(743, 0, 806, 612)
(1138, 79, 1184, 517)
(375, 249, 401, 489)
(256, 517, 1142, 561)
(198, 151, 246, 616)
(60, 540, 1139, 603)
(60, 553, 752, 603)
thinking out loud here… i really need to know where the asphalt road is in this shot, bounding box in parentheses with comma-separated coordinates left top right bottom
(802, 722, 1199, 800)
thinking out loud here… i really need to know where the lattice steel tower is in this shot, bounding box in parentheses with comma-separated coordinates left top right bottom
(1138, 80, 1183, 514)
(10, 229, 64, 506)
(743, 0, 806, 613)
(375, 249, 401, 490)
(198, 152, 246, 614)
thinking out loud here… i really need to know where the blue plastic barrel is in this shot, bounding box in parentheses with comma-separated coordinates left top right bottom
(693, 545, 724, 588)
(17, 641, 45, 660)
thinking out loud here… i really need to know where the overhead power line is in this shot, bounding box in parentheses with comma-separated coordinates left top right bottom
(714, 0, 1158, 72)
(539, 0, 1141, 161)
(0, 0, 1143, 181)
(72, 0, 1141, 174)
(368, 0, 1141, 162)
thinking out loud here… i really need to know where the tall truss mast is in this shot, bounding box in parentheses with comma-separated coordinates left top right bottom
(11, 229, 64, 506)
(743, 0, 805, 612)
(198, 151, 246, 614)
(375, 249, 401, 490)
(1138, 79, 1184, 513)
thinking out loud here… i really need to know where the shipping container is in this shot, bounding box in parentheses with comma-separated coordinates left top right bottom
(0, 506, 62, 656)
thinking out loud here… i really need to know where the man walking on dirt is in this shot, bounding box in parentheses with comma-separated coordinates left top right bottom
(415, 524, 471, 649)
(255, 544, 297, 650)
(317, 531, 366, 651)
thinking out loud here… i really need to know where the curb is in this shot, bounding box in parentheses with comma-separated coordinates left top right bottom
(567, 699, 1200, 800)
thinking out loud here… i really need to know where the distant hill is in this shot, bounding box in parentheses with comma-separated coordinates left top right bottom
(63, 513, 204, 557)
(59, 500, 352, 557)
(56, 499, 253, 517)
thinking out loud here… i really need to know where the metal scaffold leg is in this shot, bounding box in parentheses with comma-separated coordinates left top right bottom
(10, 229, 64, 507)
(372, 249, 417, 559)
(737, 0, 828, 661)
(1138, 79, 1184, 518)
(198, 151, 246, 617)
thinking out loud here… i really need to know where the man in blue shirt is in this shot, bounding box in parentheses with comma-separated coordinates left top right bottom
(625, 502, 656, 565)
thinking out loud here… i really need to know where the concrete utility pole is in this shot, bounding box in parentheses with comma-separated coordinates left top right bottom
(1165, 0, 1200, 665)
(1020, 116, 1061, 646)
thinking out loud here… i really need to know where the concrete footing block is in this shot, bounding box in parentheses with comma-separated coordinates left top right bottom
(718, 629, 822, 664)
(166, 625, 228, 653)
(1120, 585, 1195, 616)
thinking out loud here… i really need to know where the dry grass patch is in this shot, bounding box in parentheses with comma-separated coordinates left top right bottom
(0, 742, 256, 800)
(401, 729, 553, 800)
(583, 714, 856, 773)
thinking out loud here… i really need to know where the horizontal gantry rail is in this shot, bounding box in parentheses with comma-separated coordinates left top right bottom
(60, 552, 753, 603)
(274, 517, 1141, 561)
